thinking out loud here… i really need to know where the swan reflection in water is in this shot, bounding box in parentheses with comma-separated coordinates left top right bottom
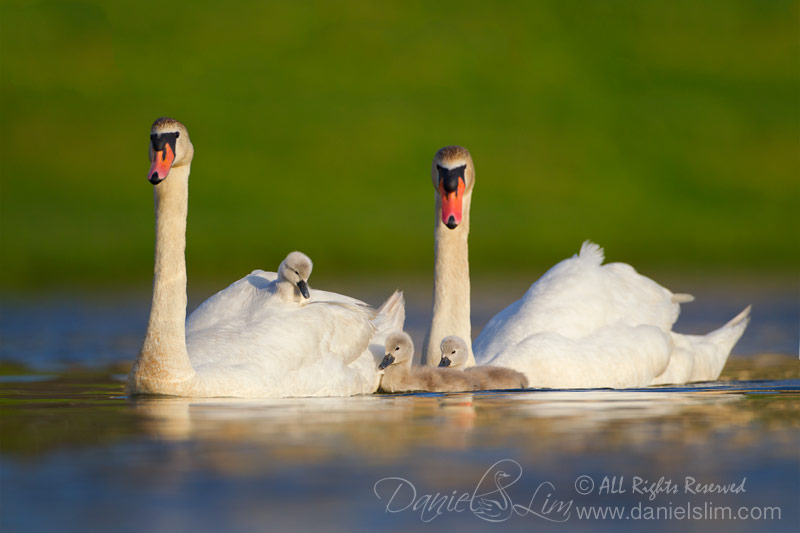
(4, 378, 793, 531)
(128, 386, 792, 482)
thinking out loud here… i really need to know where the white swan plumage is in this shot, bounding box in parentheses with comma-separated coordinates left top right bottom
(127, 117, 405, 398)
(423, 145, 750, 388)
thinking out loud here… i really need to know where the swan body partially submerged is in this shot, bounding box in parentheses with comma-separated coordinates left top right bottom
(424, 145, 750, 388)
(127, 118, 405, 398)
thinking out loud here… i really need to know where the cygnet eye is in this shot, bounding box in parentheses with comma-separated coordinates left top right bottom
(395, 346, 399, 351)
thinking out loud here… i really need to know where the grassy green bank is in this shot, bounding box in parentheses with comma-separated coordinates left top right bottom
(1, 1, 798, 289)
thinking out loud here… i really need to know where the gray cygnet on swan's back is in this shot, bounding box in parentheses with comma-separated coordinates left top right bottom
(378, 332, 479, 393)
(439, 336, 528, 390)
(275, 251, 313, 302)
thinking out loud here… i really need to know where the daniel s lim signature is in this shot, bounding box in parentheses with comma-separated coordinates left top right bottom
(373, 459, 572, 523)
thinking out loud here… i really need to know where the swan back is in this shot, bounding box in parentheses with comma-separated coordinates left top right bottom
(474, 241, 686, 364)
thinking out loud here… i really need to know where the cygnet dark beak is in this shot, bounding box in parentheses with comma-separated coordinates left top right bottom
(378, 354, 395, 370)
(438, 356, 452, 368)
(296, 280, 310, 299)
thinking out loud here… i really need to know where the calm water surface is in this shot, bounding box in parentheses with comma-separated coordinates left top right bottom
(0, 283, 798, 532)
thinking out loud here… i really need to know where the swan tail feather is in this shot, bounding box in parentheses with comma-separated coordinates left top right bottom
(373, 290, 406, 336)
(671, 293, 695, 304)
(577, 241, 605, 265)
(715, 305, 752, 344)
(707, 304, 751, 379)
(681, 305, 751, 382)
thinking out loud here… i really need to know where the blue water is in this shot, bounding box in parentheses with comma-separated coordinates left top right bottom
(0, 283, 798, 532)
(1, 379, 798, 532)
(0, 280, 796, 370)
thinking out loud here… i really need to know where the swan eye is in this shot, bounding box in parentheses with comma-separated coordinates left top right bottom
(175, 131, 180, 138)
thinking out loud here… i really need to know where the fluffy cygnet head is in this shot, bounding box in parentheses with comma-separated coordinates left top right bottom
(379, 331, 415, 370)
(438, 335, 470, 369)
(148, 117, 194, 185)
(431, 145, 475, 230)
(278, 251, 313, 299)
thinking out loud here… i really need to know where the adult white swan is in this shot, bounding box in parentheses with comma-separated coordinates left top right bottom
(127, 117, 404, 398)
(421, 145, 750, 388)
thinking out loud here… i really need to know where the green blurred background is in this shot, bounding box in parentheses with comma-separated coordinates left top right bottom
(1, 0, 798, 291)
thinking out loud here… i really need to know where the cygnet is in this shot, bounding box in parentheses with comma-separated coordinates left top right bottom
(439, 336, 528, 390)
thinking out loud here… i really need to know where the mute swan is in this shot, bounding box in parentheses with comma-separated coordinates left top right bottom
(378, 332, 479, 393)
(422, 145, 750, 388)
(438, 336, 528, 390)
(127, 117, 405, 398)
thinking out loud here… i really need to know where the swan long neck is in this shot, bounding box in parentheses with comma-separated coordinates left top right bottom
(128, 165, 197, 394)
(423, 191, 475, 366)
